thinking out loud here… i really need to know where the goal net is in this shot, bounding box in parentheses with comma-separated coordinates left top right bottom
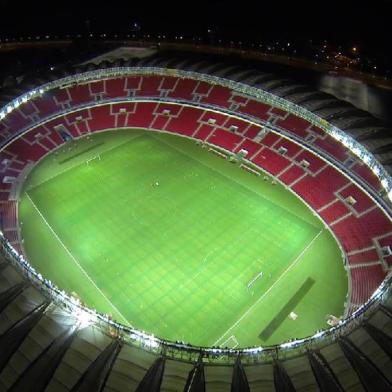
(247, 271, 263, 289)
(86, 154, 101, 166)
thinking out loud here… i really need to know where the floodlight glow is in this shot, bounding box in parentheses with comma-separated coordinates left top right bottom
(75, 308, 97, 329)
(372, 165, 381, 176)
(330, 129, 342, 141)
(280, 338, 306, 349)
(130, 331, 160, 348)
(312, 330, 325, 339)
(69, 295, 80, 306)
(243, 347, 263, 354)
(146, 336, 160, 348)
(280, 341, 295, 349)
(341, 138, 350, 148)
(371, 286, 382, 300)
(362, 154, 371, 165)
(352, 147, 361, 156)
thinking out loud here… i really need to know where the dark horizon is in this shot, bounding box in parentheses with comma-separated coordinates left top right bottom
(0, 1, 391, 50)
(0, 1, 391, 83)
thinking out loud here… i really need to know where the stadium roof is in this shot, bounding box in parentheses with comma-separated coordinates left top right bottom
(0, 46, 392, 390)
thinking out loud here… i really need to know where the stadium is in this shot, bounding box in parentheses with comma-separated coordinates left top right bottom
(0, 40, 392, 390)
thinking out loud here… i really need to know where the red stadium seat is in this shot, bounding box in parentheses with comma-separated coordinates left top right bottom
(338, 184, 375, 214)
(165, 106, 202, 136)
(238, 100, 271, 121)
(332, 209, 392, 252)
(234, 139, 263, 159)
(68, 84, 94, 105)
(348, 249, 380, 266)
(278, 165, 305, 186)
(314, 135, 349, 163)
(275, 114, 310, 138)
(105, 78, 127, 99)
(252, 148, 291, 176)
(0, 201, 18, 230)
(138, 76, 163, 97)
(125, 102, 156, 129)
(32, 95, 60, 118)
(319, 200, 351, 224)
(294, 150, 326, 174)
(292, 166, 348, 210)
(6, 137, 48, 162)
(256, 132, 280, 147)
(201, 85, 232, 108)
(168, 78, 198, 101)
(274, 139, 303, 158)
(351, 162, 383, 192)
(0, 73, 389, 315)
(350, 265, 386, 306)
(207, 129, 243, 152)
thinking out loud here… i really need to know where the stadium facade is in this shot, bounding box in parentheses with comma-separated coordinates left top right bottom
(0, 48, 391, 391)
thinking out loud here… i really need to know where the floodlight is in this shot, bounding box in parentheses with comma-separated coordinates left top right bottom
(75, 308, 97, 329)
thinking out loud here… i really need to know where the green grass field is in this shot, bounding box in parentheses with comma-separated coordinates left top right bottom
(18, 129, 347, 347)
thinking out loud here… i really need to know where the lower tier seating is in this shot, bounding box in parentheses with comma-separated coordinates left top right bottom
(1, 100, 390, 312)
(0, 73, 384, 196)
(350, 265, 387, 307)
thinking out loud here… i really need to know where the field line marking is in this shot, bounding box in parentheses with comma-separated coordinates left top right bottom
(221, 335, 239, 348)
(213, 229, 323, 346)
(25, 192, 132, 327)
(155, 135, 318, 230)
(28, 133, 144, 191)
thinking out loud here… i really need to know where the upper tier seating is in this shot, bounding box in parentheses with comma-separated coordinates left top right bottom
(292, 166, 349, 210)
(0, 74, 383, 194)
(350, 265, 387, 307)
(1, 81, 389, 312)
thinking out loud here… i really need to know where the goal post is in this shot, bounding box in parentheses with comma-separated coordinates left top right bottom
(247, 271, 263, 289)
(86, 154, 101, 166)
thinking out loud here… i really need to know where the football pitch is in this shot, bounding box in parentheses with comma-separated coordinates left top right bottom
(18, 129, 347, 347)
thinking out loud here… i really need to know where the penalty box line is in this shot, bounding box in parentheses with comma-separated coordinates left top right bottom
(25, 192, 132, 327)
(28, 135, 141, 191)
(213, 229, 323, 347)
(221, 335, 239, 348)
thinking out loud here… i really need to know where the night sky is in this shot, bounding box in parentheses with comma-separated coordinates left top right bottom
(0, 1, 391, 65)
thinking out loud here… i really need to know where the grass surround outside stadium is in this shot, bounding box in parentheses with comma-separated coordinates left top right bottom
(18, 129, 347, 347)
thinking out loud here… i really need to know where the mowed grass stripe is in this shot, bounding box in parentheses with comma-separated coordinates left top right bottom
(20, 130, 347, 346)
(25, 192, 132, 326)
(259, 277, 316, 341)
(155, 133, 319, 231)
(213, 229, 322, 346)
(26, 130, 145, 191)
